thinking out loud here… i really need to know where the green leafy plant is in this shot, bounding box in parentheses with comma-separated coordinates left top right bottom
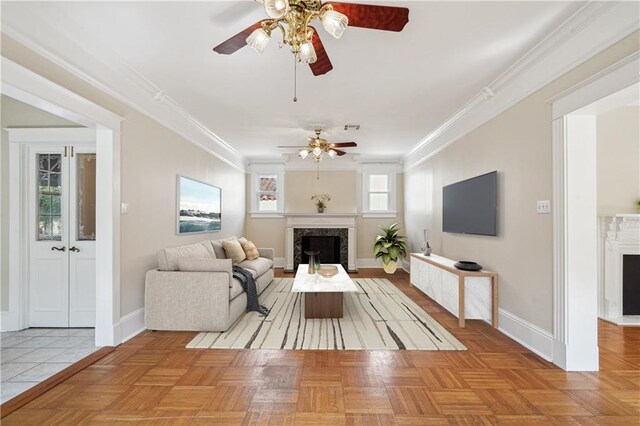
(311, 193, 331, 209)
(374, 222, 409, 266)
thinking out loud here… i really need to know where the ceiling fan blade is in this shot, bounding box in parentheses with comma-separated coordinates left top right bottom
(213, 21, 264, 55)
(334, 149, 348, 156)
(327, 2, 409, 32)
(309, 28, 333, 76)
(330, 142, 357, 148)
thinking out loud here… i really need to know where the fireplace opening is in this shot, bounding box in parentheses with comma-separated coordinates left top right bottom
(623, 254, 640, 315)
(301, 236, 341, 265)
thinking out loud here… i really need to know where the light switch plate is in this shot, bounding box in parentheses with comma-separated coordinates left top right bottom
(121, 203, 129, 214)
(537, 200, 551, 214)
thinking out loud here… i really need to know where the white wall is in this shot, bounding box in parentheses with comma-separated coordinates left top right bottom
(1, 35, 245, 318)
(404, 31, 639, 334)
(596, 106, 640, 216)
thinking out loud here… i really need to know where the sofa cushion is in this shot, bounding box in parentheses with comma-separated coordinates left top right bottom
(177, 258, 231, 273)
(223, 239, 247, 264)
(238, 257, 273, 278)
(157, 242, 214, 271)
(241, 240, 259, 261)
(210, 236, 237, 259)
(229, 278, 244, 300)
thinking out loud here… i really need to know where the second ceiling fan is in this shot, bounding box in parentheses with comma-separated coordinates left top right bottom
(213, 0, 410, 76)
(278, 128, 357, 161)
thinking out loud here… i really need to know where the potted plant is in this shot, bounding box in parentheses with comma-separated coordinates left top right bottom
(311, 193, 331, 213)
(374, 222, 409, 274)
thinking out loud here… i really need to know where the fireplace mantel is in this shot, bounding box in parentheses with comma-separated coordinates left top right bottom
(285, 214, 357, 272)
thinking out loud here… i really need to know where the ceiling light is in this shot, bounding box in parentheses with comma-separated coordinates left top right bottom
(299, 149, 309, 159)
(264, 0, 289, 19)
(246, 28, 271, 53)
(313, 147, 322, 157)
(298, 41, 317, 64)
(327, 149, 337, 159)
(320, 9, 348, 39)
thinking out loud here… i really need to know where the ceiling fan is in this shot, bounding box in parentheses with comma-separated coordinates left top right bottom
(278, 128, 357, 161)
(212, 0, 410, 77)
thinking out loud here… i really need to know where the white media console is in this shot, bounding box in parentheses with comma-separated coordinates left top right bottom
(410, 253, 498, 328)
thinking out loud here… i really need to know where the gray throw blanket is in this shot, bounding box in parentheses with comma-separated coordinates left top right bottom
(232, 266, 270, 316)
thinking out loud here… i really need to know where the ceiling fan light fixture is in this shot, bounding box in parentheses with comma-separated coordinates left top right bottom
(246, 27, 271, 53)
(298, 41, 317, 64)
(299, 149, 309, 159)
(320, 9, 348, 39)
(327, 149, 337, 159)
(312, 146, 322, 157)
(264, 0, 289, 19)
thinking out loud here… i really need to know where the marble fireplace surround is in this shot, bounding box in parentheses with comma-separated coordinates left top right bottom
(285, 214, 357, 272)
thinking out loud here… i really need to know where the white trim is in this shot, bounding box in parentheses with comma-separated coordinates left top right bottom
(1, 57, 122, 346)
(361, 163, 399, 215)
(356, 258, 383, 268)
(2, 17, 245, 172)
(114, 308, 145, 344)
(497, 308, 554, 362)
(1, 311, 20, 332)
(248, 163, 285, 215)
(249, 213, 285, 219)
(361, 212, 398, 219)
(5, 128, 94, 142)
(404, 1, 639, 170)
(550, 53, 638, 371)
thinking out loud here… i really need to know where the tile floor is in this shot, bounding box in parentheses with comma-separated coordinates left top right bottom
(1, 328, 99, 403)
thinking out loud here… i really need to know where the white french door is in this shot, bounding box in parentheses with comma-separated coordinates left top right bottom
(28, 144, 96, 327)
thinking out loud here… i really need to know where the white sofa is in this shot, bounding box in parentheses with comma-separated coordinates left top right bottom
(145, 238, 274, 331)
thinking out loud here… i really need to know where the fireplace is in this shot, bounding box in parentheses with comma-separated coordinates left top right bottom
(285, 214, 357, 272)
(623, 254, 640, 315)
(294, 228, 348, 271)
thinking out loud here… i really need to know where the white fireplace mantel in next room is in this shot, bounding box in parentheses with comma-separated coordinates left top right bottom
(284, 213, 358, 273)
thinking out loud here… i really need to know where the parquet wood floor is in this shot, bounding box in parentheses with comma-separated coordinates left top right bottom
(3, 269, 639, 424)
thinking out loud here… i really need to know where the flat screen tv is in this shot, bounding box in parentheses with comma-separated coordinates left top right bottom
(443, 171, 497, 236)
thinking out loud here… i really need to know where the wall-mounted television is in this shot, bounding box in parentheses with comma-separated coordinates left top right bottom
(443, 171, 497, 236)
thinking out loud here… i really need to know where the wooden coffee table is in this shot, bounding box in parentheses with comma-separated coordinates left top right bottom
(291, 264, 359, 319)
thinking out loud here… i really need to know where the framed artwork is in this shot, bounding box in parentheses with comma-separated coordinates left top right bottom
(177, 176, 221, 234)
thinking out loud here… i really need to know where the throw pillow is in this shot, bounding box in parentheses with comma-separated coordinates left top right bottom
(222, 238, 246, 264)
(241, 240, 259, 260)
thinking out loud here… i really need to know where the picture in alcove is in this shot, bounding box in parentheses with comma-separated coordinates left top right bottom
(177, 176, 221, 234)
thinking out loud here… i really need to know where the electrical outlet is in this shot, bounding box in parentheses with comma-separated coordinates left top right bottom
(121, 203, 129, 214)
(537, 200, 551, 214)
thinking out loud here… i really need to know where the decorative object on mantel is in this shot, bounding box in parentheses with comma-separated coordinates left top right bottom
(212, 1, 409, 101)
(374, 222, 409, 274)
(454, 261, 483, 272)
(311, 193, 331, 213)
(305, 250, 320, 273)
(420, 228, 432, 256)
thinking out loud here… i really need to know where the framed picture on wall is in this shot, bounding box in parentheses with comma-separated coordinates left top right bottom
(177, 176, 221, 234)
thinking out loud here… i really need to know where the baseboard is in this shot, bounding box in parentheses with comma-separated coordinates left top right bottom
(1, 311, 20, 332)
(114, 308, 145, 344)
(498, 308, 554, 362)
(273, 257, 285, 268)
(356, 258, 383, 268)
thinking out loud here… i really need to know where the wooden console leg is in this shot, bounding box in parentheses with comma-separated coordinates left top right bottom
(458, 276, 465, 328)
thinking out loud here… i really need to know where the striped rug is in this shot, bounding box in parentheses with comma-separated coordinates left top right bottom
(186, 278, 466, 351)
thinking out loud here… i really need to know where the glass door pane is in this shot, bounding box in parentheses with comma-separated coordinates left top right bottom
(37, 153, 63, 241)
(76, 153, 97, 241)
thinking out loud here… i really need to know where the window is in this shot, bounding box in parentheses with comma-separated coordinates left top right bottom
(250, 164, 285, 216)
(37, 153, 63, 241)
(361, 163, 398, 217)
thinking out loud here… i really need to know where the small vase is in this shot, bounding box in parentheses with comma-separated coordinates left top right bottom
(317, 207, 324, 213)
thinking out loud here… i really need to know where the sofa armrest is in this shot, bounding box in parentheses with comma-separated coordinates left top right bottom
(257, 248, 274, 261)
(145, 269, 231, 331)
(177, 258, 232, 274)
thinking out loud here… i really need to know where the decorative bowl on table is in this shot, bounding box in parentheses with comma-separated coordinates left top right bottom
(317, 265, 338, 278)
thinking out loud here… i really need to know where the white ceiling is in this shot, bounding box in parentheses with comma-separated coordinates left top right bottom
(2, 1, 586, 160)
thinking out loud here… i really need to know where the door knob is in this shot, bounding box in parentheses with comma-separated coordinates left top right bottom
(51, 246, 66, 252)
(70, 246, 80, 253)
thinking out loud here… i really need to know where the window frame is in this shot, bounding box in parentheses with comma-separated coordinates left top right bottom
(361, 163, 398, 218)
(249, 164, 285, 217)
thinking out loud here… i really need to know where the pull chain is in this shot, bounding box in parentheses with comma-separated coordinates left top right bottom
(293, 54, 298, 102)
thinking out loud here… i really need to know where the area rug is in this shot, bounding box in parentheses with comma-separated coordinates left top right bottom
(186, 278, 466, 351)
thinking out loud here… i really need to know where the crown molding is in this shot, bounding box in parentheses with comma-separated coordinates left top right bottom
(404, 1, 639, 171)
(2, 14, 246, 172)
